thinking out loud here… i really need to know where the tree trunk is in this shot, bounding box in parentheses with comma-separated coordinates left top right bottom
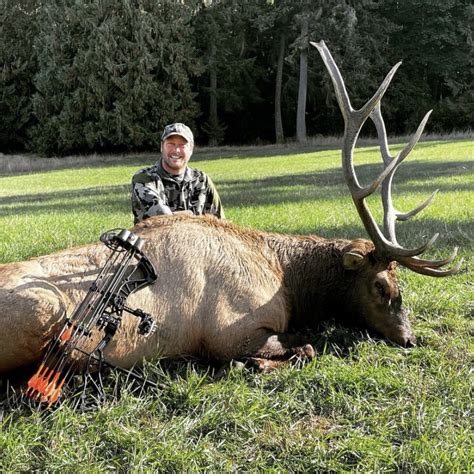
(296, 15, 308, 143)
(208, 41, 218, 147)
(274, 32, 285, 144)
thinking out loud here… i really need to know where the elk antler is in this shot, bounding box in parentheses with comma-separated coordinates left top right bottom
(311, 40, 462, 277)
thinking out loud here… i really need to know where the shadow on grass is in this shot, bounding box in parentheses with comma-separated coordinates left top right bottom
(1, 160, 471, 219)
(274, 220, 473, 249)
(0, 185, 130, 217)
(0, 322, 373, 415)
(220, 158, 472, 189)
(0, 157, 471, 274)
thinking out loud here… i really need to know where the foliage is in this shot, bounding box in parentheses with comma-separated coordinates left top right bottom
(29, 0, 201, 155)
(0, 0, 39, 151)
(378, 0, 473, 133)
(193, 1, 269, 145)
(0, 140, 472, 470)
(0, 0, 472, 153)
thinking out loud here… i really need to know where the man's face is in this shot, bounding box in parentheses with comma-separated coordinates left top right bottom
(161, 135, 193, 175)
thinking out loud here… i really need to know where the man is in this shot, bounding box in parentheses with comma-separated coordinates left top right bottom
(131, 123, 224, 223)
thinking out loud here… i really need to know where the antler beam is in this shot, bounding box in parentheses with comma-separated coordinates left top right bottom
(311, 40, 462, 277)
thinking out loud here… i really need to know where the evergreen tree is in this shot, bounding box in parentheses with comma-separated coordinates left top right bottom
(294, 3, 323, 143)
(308, 0, 398, 136)
(255, 0, 296, 143)
(193, 0, 267, 145)
(30, 0, 201, 155)
(379, 0, 473, 132)
(0, 0, 39, 151)
(0, 0, 471, 153)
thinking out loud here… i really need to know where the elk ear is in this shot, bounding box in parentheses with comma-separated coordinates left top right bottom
(343, 251, 365, 270)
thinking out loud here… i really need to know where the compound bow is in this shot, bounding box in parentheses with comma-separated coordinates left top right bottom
(26, 228, 157, 407)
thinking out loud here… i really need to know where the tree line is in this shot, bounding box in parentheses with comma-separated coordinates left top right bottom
(0, 0, 471, 156)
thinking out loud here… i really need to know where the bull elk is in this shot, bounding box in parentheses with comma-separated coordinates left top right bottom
(0, 41, 461, 375)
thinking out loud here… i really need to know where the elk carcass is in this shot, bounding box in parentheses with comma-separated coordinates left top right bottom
(0, 41, 461, 374)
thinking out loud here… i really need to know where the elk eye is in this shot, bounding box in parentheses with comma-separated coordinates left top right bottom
(375, 281, 386, 299)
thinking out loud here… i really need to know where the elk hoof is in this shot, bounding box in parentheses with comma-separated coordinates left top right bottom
(245, 357, 284, 373)
(295, 344, 315, 359)
(303, 344, 315, 359)
(230, 360, 246, 370)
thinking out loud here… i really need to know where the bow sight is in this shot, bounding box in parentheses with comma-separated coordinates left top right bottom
(26, 229, 157, 407)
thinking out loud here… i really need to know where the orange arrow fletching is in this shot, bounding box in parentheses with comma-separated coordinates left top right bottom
(60, 328, 72, 343)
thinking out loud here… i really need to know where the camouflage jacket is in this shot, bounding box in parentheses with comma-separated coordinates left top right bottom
(131, 159, 224, 223)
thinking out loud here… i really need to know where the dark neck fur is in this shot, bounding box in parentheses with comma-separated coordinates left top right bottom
(264, 234, 357, 329)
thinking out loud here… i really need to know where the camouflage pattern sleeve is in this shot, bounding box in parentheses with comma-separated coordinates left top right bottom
(131, 169, 173, 224)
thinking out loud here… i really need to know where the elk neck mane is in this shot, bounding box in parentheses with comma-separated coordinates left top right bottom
(263, 232, 373, 329)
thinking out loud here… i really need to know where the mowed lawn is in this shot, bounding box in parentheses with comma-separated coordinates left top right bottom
(0, 139, 472, 471)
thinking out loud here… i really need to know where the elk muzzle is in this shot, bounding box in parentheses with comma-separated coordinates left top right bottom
(383, 306, 417, 348)
(360, 269, 417, 348)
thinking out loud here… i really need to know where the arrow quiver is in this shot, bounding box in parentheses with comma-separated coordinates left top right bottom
(25, 229, 158, 407)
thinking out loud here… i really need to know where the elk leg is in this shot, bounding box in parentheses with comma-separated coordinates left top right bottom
(243, 332, 315, 371)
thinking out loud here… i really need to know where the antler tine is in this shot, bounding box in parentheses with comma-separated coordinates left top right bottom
(311, 40, 401, 138)
(310, 41, 354, 119)
(398, 247, 459, 269)
(312, 40, 430, 256)
(398, 257, 464, 277)
(389, 110, 438, 222)
(370, 105, 432, 169)
(370, 105, 438, 242)
(370, 102, 391, 166)
(396, 190, 438, 221)
(359, 60, 402, 124)
(396, 110, 432, 163)
(313, 40, 462, 275)
(312, 40, 401, 204)
(371, 105, 458, 266)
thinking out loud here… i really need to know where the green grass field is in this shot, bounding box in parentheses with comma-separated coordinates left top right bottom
(0, 139, 472, 471)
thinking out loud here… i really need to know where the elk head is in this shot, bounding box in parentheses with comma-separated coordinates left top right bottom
(312, 41, 462, 346)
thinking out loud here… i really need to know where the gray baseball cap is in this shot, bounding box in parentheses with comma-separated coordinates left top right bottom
(161, 123, 194, 143)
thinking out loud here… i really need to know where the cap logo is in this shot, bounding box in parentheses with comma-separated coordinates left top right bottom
(161, 123, 194, 143)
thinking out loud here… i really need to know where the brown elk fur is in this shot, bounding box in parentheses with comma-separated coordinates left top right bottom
(0, 214, 415, 373)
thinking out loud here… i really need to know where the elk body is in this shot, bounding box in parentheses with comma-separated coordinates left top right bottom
(0, 41, 460, 374)
(0, 215, 412, 373)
